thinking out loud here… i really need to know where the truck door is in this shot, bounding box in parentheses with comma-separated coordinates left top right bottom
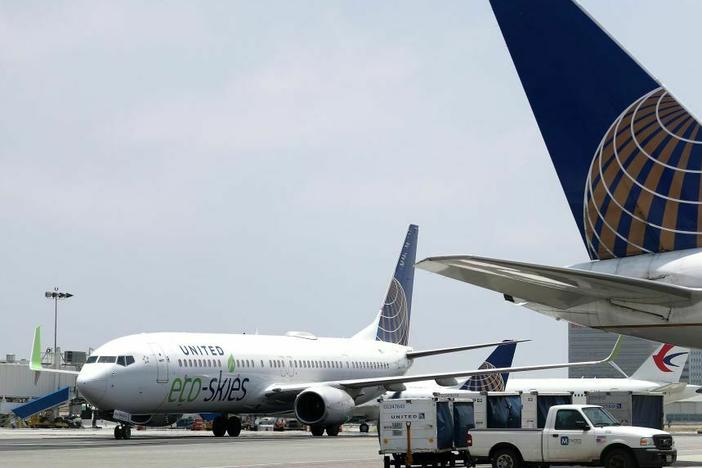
(544, 409, 594, 463)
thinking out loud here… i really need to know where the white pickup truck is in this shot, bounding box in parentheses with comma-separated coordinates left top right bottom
(467, 404, 675, 468)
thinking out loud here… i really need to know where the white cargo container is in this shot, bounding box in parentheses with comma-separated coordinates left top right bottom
(378, 397, 473, 468)
(585, 391, 664, 429)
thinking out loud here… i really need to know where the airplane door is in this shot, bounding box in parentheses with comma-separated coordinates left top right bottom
(148, 343, 169, 383)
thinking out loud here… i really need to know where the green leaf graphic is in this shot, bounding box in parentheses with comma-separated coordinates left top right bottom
(228, 354, 236, 373)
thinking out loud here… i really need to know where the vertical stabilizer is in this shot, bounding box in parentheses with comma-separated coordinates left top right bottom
(354, 225, 418, 344)
(490, 0, 702, 260)
(631, 343, 689, 384)
(459, 341, 517, 391)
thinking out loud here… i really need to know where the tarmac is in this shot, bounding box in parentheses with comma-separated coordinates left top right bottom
(2, 428, 702, 468)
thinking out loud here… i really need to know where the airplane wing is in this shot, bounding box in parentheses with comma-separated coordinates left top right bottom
(265, 336, 622, 397)
(406, 339, 529, 359)
(29, 326, 80, 375)
(415, 255, 702, 309)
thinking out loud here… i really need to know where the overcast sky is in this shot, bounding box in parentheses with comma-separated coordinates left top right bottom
(2, 1, 701, 377)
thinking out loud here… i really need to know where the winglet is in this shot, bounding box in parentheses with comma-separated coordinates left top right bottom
(30, 326, 43, 372)
(603, 335, 623, 363)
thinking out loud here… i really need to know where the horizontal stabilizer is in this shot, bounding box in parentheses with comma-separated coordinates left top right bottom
(416, 256, 702, 309)
(406, 339, 529, 359)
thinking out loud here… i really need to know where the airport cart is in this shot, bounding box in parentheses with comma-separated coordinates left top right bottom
(586, 390, 665, 429)
(377, 397, 474, 468)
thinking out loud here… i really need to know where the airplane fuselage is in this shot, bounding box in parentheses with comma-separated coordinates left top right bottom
(77, 332, 412, 416)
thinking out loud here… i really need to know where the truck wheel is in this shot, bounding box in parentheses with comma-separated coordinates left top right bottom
(360, 423, 369, 433)
(492, 447, 521, 468)
(603, 448, 635, 468)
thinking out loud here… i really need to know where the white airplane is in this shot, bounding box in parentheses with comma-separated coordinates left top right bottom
(417, 0, 702, 348)
(29, 225, 621, 440)
(507, 342, 700, 405)
(357, 341, 697, 424)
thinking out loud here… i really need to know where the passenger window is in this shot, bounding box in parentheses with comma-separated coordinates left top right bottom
(86, 356, 97, 364)
(98, 356, 116, 363)
(261, 360, 264, 367)
(555, 410, 587, 430)
(178, 359, 182, 367)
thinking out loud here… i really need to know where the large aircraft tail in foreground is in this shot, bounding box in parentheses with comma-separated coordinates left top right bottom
(418, 0, 702, 348)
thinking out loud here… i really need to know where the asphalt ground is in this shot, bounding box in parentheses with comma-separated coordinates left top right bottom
(2, 429, 702, 468)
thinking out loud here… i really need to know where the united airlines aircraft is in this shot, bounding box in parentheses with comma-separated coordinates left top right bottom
(30, 225, 618, 440)
(418, 0, 702, 349)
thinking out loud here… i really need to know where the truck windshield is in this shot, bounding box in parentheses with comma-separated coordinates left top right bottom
(583, 407, 620, 427)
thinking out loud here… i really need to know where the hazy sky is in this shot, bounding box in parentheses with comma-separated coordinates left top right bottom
(2, 1, 701, 376)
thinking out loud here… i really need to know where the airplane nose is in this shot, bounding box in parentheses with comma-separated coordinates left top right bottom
(77, 371, 108, 407)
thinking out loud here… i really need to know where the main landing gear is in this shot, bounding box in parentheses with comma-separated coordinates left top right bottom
(310, 424, 341, 437)
(114, 424, 132, 440)
(212, 415, 241, 437)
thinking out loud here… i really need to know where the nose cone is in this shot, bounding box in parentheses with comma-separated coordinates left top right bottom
(77, 368, 108, 407)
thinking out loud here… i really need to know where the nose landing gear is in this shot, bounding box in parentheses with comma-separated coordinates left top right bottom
(114, 424, 132, 440)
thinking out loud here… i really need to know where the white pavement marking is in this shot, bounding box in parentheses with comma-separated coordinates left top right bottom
(199, 458, 378, 468)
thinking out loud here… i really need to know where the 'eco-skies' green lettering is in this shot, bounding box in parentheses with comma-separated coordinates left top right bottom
(168, 377, 202, 403)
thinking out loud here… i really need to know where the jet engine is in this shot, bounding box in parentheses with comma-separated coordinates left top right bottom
(294, 386, 355, 426)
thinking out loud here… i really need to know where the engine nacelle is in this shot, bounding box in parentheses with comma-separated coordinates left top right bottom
(294, 385, 355, 426)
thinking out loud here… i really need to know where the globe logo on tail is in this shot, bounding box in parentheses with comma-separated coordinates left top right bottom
(376, 278, 409, 345)
(462, 362, 506, 392)
(584, 87, 702, 260)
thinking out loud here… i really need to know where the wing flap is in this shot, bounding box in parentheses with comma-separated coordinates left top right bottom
(416, 256, 701, 309)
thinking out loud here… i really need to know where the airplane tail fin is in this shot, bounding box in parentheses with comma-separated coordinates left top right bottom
(459, 340, 517, 391)
(631, 343, 689, 384)
(490, 0, 702, 260)
(353, 224, 418, 345)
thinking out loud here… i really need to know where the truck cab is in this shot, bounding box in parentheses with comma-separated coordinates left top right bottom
(468, 404, 676, 468)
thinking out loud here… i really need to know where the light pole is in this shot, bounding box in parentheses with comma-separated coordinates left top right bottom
(44, 288, 74, 370)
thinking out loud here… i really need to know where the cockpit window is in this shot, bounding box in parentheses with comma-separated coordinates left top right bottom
(98, 356, 116, 363)
(85, 356, 98, 364)
(116, 355, 136, 366)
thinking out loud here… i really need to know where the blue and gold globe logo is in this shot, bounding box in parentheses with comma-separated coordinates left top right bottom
(584, 87, 702, 260)
(376, 278, 409, 345)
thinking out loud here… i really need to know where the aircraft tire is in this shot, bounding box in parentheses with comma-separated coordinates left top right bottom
(325, 425, 340, 437)
(310, 425, 324, 436)
(123, 426, 131, 440)
(213, 416, 227, 437)
(227, 416, 241, 437)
